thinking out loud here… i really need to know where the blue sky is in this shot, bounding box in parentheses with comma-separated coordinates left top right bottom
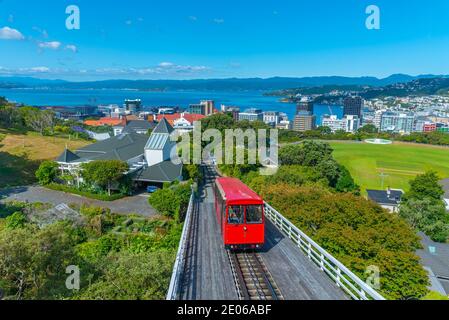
(0, 0, 449, 81)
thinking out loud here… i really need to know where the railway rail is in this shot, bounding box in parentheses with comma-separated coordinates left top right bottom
(228, 250, 284, 300)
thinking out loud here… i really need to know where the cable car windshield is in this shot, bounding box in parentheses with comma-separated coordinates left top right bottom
(228, 206, 244, 224)
(246, 205, 263, 224)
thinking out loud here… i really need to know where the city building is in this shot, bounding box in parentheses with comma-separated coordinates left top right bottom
(293, 111, 316, 132)
(221, 106, 240, 121)
(296, 96, 314, 114)
(321, 115, 360, 133)
(189, 100, 216, 116)
(42, 106, 99, 120)
(313, 104, 344, 126)
(238, 108, 264, 122)
(380, 112, 415, 134)
(263, 111, 280, 127)
(343, 96, 363, 118)
(366, 188, 404, 213)
(124, 99, 142, 114)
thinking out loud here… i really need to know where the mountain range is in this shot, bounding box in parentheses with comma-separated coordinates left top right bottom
(0, 74, 448, 91)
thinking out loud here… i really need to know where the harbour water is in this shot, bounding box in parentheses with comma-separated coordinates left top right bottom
(0, 88, 297, 120)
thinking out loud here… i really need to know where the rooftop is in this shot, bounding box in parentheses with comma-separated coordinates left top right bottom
(367, 189, 403, 205)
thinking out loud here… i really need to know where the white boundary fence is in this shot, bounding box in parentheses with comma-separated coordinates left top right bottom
(264, 203, 386, 300)
(166, 190, 195, 300)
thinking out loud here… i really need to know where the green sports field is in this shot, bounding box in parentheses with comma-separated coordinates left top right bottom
(329, 141, 449, 193)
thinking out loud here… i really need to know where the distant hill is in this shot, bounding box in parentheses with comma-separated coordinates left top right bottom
(0, 74, 447, 91)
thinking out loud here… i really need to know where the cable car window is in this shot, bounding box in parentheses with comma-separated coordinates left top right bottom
(246, 205, 263, 224)
(228, 206, 244, 224)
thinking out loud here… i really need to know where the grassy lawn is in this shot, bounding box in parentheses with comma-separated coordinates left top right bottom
(329, 141, 449, 193)
(0, 129, 90, 188)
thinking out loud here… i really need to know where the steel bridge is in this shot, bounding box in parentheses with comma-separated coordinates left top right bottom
(167, 164, 385, 301)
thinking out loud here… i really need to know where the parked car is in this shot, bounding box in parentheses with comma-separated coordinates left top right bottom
(147, 186, 160, 193)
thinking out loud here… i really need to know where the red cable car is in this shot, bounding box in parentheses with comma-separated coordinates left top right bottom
(214, 177, 265, 250)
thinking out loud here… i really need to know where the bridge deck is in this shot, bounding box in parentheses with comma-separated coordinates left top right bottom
(179, 165, 347, 300)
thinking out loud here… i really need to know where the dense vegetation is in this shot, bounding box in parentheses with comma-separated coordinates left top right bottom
(400, 172, 449, 242)
(279, 126, 449, 147)
(221, 141, 430, 300)
(0, 201, 182, 300)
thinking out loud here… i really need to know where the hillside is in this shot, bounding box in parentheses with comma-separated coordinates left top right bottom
(0, 130, 91, 188)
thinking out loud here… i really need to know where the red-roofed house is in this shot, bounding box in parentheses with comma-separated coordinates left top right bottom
(84, 117, 126, 127)
(154, 113, 206, 134)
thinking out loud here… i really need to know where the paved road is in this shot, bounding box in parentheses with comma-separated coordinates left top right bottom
(0, 186, 156, 216)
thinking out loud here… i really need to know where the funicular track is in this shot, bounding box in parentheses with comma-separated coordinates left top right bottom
(228, 250, 284, 301)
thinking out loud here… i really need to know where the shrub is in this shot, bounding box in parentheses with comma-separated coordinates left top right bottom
(46, 183, 126, 201)
(5, 212, 27, 229)
(35, 161, 59, 185)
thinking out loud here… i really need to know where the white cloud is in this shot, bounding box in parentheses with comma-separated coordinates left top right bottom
(29, 66, 51, 73)
(38, 41, 62, 50)
(213, 18, 224, 24)
(188, 16, 198, 21)
(0, 26, 25, 40)
(0, 62, 211, 78)
(65, 44, 78, 53)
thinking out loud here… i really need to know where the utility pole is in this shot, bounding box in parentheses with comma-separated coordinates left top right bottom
(379, 172, 389, 190)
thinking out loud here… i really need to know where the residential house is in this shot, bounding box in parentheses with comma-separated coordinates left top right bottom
(366, 188, 404, 213)
(56, 118, 183, 187)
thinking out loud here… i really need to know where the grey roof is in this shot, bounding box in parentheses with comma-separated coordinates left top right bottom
(123, 120, 156, 134)
(417, 232, 449, 294)
(153, 117, 174, 134)
(56, 149, 80, 163)
(132, 161, 183, 183)
(440, 178, 449, 199)
(367, 189, 403, 205)
(145, 133, 169, 150)
(72, 132, 149, 163)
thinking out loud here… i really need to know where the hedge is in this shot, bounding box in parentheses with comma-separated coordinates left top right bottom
(46, 183, 126, 201)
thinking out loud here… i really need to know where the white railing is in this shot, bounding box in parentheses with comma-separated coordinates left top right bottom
(264, 203, 386, 301)
(166, 189, 195, 300)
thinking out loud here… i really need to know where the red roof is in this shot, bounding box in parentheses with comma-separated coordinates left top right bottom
(216, 177, 263, 205)
(182, 113, 206, 123)
(84, 117, 125, 127)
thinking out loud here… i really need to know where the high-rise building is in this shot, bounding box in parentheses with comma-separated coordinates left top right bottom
(296, 97, 314, 114)
(188, 100, 215, 116)
(380, 112, 415, 133)
(124, 99, 142, 114)
(293, 111, 316, 132)
(201, 100, 215, 116)
(343, 96, 363, 118)
(238, 108, 264, 122)
(263, 111, 280, 127)
(321, 115, 360, 133)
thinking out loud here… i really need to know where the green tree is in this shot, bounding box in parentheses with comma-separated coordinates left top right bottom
(0, 223, 81, 299)
(259, 183, 429, 299)
(20, 107, 55, 135)
(81, 160, 129, 196)
(35, 161, 60, 185)
(74, 251, 173, 300)
(404, 171, 445, 203)
(400, 199, 449, 242)
(358, 124, 378, 134)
